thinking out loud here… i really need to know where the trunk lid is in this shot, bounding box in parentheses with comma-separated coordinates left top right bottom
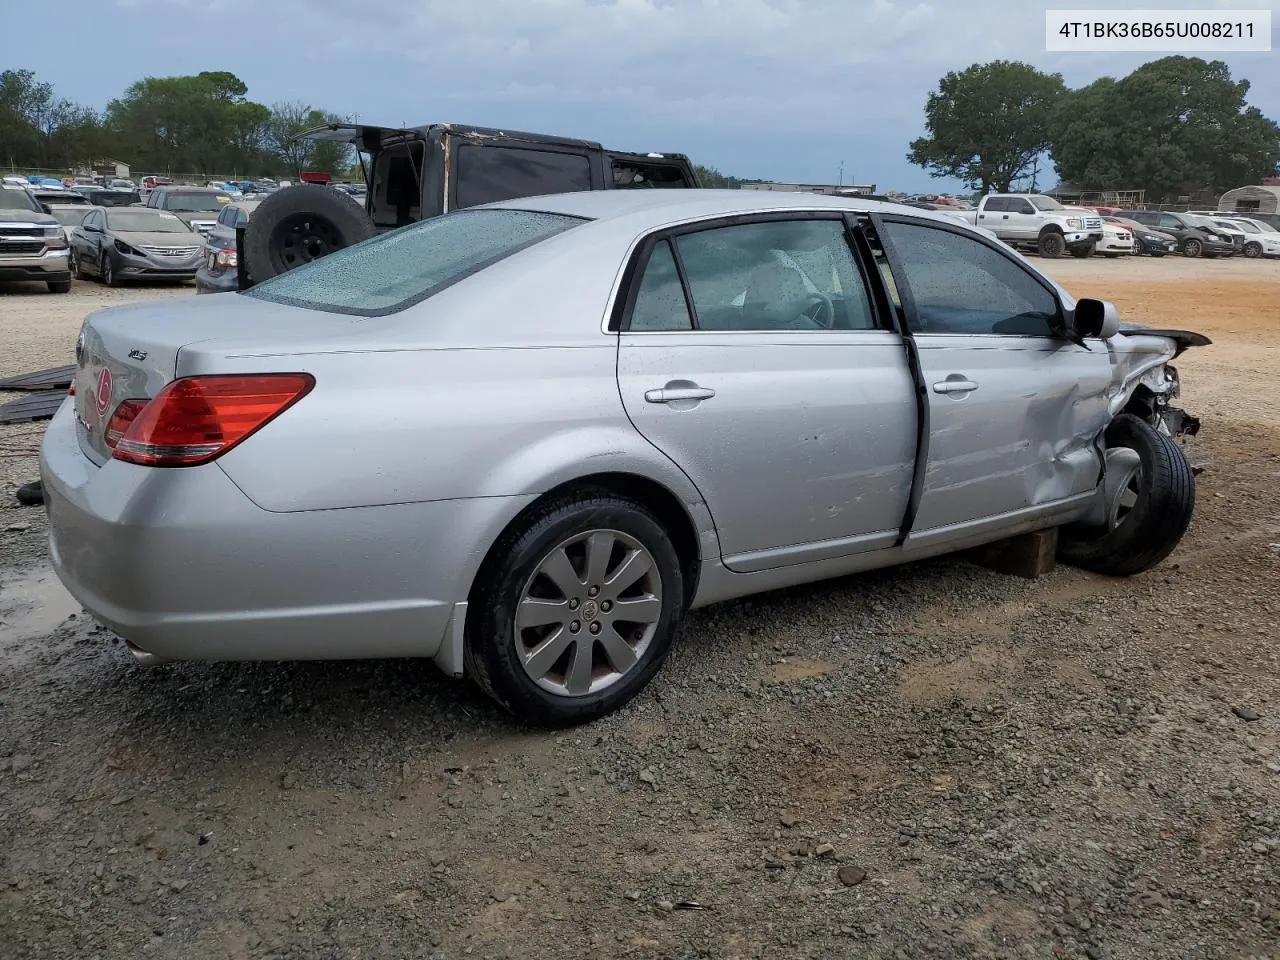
(72, 293, 368, 465)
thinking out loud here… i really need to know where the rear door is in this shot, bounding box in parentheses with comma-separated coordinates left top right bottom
(1005, 197, 1040, 241)
(974, 196, 1009, 234)
(614, 214, 917, 572)
(869, 215, 1112, 546)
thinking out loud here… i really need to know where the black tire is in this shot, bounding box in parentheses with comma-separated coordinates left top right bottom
(101, 254, 119, 287)
(1069, 242, 1094, 259)
(1243, 242, 1262, 259)
(1038, 231, 1066, 258)
(1182, 238, 1202, 258)
(46, 279, 70, 293)
(1058, 414, 1195, 577)
(465, 489, 685, 727)
(243, 185, 374, 283)
(15, 480, 43, 506)
(68, 248, 80, 278)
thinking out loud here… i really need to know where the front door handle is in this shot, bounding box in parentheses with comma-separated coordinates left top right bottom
(932, 378, 979, 395)
(1002, 214, 1010, 219)
(645, 385, 715, 404)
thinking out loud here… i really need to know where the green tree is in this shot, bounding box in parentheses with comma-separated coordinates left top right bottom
(1051, 57, 1280, 200)
(106, 71, 267, 174)
(693, 164, 757, 188)
(267, 102, 351, 174)
(908, 61, 1067, 194)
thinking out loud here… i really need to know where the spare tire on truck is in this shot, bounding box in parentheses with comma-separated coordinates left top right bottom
(243, 184, 375, 284)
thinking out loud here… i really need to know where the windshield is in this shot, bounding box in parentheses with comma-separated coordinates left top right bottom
(107, 209, 194, 233)
(164, 193, 231, 212)
(1030, 196, 1065, 211)
(50, 208, 88, 227)
(0, 189, 41, 213)
(1224, 219, 1259, 233)
(246, 208, 584, 316)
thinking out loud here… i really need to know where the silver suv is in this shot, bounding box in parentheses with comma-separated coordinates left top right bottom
(0, 186, 71, 293)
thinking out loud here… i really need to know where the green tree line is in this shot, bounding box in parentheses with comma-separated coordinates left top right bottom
(908, 56, 1280, 200)
(1, 69, 352, 178)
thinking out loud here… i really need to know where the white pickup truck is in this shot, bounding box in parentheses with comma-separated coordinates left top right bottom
(960, 193, 1104, 258)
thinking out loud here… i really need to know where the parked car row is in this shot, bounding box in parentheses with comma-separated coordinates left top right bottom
(959, 193, 1280, 261)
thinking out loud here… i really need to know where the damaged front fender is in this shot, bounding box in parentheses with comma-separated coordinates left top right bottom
(1104, 327, 1209, 438)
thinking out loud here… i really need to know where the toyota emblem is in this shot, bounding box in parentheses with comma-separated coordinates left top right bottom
(95, 367, 113, 414)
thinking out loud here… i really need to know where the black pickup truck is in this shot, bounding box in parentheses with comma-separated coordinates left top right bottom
(239, 122, 700, 287)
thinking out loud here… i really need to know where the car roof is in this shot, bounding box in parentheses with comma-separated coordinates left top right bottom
(486, 188, 958, 226)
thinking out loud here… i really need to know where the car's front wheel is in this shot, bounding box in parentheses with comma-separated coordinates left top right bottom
(101, 254, 119, 287)
(1183, 238, 1203, 258)
(1058, 414, 1195, 576)
(465, 490, 684, 727)
(1243, 241, 1262, 259)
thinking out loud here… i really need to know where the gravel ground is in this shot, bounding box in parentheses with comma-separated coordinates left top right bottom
(1, 265, 1278, 960)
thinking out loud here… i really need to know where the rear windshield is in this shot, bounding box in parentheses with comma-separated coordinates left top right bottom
(163, 192, 231, 212)
(244, 208, 585, 316)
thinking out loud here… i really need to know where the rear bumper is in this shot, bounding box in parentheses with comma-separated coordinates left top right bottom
(194, 264, 238, 294)
(38, 401, 528, 667)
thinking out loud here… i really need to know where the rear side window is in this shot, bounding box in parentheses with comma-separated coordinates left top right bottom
(455, 145, 593, 209)
(629, 241, 692, 331)
(244, 209, 584, 316)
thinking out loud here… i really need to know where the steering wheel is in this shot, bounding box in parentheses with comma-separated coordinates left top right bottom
(789, 292, 836, 330)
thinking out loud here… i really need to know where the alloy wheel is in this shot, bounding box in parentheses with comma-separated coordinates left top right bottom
(515, 529, 663, 697)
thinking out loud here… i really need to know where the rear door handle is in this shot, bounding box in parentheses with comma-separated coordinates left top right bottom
(645, 385, 715, 403)
(932, 379, 979, 395)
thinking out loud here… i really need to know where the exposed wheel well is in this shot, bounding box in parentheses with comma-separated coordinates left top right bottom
(1038, 224, 1064, 236)
(470, 473, 704, 610)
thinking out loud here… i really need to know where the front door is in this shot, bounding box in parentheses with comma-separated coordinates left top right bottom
(615, 216, 918, 572)
(873, 217, 1113, 544)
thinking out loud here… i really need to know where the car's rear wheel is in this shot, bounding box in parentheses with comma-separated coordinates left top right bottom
(1038, 231, 1066, 258)
(465, 490, 684, 727)
(1058, 414, 1195, 577)
(1183, 238, 1202, 258)
(1243, 241, 1262, 259)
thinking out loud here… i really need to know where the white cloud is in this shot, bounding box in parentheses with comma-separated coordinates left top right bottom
(69, 0, 1280, 186)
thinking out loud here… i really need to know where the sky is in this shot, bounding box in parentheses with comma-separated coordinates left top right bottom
(19, 0, 1280, 193)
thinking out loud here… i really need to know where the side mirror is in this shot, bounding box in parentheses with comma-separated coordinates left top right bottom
(40, 202, 53, 214)
(1073, 298, 1120, 340)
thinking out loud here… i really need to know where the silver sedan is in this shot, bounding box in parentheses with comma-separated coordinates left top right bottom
(41, 191, 1205, 726)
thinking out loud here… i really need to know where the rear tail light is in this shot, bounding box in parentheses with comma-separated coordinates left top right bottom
(110, 374, 314, 467)
(104, 398, 147, 448)
(213, 247, 237, 268)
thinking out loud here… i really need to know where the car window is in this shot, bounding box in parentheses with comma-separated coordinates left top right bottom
(880, 221, 1059, 336)
(1015, 200, 1036, 214)
(671, 219, 875, 331)
(983, 198, 1008, 213)
(627, 241, 692, 331)
(245, 208, 584, 317)
(1159, 214, 1183, 229)
(455, 145, 593, 209)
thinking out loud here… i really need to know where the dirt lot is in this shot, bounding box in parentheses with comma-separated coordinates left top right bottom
(1, 260, 1278, 960)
